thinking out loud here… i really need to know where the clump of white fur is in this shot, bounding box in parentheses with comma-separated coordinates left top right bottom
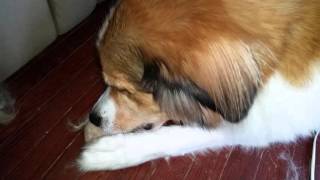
(279, 152, 299, 180)
(0, 84, 16, 125)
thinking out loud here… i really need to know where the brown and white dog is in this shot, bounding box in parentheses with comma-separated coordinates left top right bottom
(78, 0, 320, 171)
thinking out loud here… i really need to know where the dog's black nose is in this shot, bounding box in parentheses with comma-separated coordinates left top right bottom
(89, 112, 102, 127)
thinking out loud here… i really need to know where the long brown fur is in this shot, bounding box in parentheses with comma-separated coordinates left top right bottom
(97, 0, 320, 132)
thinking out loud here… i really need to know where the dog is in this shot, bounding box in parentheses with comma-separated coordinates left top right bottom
(78, 0, 320, 171)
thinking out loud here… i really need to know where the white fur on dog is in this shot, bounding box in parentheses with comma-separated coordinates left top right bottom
(96, 7, 116, 46)
(93, 89, 116, 134)
(78, 64, 320, 171)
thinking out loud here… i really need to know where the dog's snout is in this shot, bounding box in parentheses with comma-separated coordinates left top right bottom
(89, 112, 102, 127)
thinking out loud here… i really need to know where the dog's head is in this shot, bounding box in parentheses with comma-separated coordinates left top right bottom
(89, 0, 276, 135)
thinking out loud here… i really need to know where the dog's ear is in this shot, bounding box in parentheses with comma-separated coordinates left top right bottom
(185, 38, 272, 123)
(141, 38, 271, 124)
(141, 61, 220, 127)
(96, 0, 120, 46)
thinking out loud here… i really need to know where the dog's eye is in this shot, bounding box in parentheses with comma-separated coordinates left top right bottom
(108, 85, 132, 96)
(142, 123, 153, 130)
(117, 88, 131, 96)
(130, 123, 154, 133)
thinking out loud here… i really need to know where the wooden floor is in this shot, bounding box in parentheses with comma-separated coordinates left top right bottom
(1, 2, 319, 180)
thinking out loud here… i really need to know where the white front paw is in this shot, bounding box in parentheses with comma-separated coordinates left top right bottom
(77, 134, 149, 171)
(77, 126, 199, 171)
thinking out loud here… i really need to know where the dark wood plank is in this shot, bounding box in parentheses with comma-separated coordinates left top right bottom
(0, 37, 96, 143)
(253, 141, 311, 180)
(0, 62, 101, 177)
(217, 147, 264, 180)
(77, 170, 107, 180)
(104, 162, 156, 180)
(185, 148, 234, 180)
(290, 138, 313, 180)
(148, 157, 194, 180)
(7, 81, 104, 179)
(127, 162, 158, 180)
(43, 133, 85, 180)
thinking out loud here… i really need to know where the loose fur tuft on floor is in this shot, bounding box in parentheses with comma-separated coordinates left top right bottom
(279, 152, 299, 180)
(0, 84, 16, 125)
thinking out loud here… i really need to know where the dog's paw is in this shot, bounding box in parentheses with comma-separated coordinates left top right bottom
(77, 126, 203, 171)
(77, 134, 150, 171)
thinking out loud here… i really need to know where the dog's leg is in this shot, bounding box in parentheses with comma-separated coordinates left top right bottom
(77, 123, 268, 171)
(78, 105, 319, 172)
(77, 69, 320, 171)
